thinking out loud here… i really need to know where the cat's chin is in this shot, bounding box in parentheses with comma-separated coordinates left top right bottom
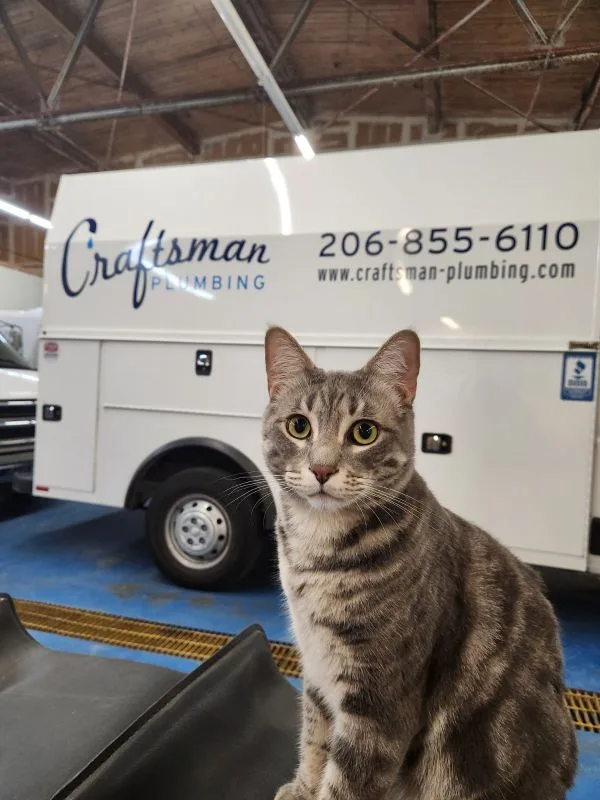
(303, 492, 349, 512)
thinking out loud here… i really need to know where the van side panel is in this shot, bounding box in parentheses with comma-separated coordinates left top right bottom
(42, 130, 600, 350)
(93, 342, 320, 506)
(34, 340, 100, 493)
(95, 409, 267, 509)
(315, 347, 593, 571)
(100, 341, 270, 419)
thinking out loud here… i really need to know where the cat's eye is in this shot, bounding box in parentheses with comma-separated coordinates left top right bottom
(286, 415, 311, 440)
(351, 420, 378, 446)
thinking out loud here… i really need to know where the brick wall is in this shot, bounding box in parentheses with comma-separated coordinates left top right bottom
(0, 114, 568, 275)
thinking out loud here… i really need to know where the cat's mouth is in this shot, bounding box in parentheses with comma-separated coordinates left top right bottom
(283, 471, 357, 509)
(304, 486, 350, 510)
(310, 485, 336, 498)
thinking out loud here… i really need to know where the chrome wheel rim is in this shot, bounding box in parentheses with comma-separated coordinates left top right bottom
(165, 494, 230, 569)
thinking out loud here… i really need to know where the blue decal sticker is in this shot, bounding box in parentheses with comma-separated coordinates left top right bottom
(561, 352, 597, 401)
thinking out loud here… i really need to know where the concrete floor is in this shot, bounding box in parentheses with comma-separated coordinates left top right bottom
(0, 493, 598, 798)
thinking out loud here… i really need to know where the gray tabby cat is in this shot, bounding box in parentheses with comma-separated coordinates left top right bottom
(262, 326, 577, 800)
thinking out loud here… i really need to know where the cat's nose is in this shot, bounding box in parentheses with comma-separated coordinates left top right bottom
(311, 465, 338, 484)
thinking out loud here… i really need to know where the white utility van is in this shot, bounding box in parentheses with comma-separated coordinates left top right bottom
(0, 307, 43, 368)
(35, 128, 600, 588)
(0, 332, 38, 491)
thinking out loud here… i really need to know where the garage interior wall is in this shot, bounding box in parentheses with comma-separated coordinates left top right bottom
(0, 264, 42, 308)
(0, 112, 565, 275)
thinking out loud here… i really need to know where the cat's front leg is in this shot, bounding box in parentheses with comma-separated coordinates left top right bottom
(276, 684, 332, 800)
(316, 712, 405, 800)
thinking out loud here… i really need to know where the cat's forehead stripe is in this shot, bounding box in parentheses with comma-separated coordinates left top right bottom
(348, 394, 359, 417)
(304, 374, 366, 417)
(305, 389, 318, 412)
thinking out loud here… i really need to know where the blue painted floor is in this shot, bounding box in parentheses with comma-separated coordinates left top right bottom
(0, 493, 598, 797)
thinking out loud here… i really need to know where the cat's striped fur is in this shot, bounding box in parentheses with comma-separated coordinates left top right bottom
(262, 326, 577, 800)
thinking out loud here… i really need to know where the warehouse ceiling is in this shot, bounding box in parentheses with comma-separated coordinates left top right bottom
(0, 0, 599, 180)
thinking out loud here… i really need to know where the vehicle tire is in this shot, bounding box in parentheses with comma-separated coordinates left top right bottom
(146, 466, 264, 590)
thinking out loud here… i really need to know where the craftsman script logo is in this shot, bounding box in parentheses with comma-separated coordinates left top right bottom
(60, 218, 271, 309)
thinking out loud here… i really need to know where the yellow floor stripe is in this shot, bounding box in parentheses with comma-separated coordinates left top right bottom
(564, 689, 600, 734)
(15, 598, 301, 677)
(13, 599, 600, 732)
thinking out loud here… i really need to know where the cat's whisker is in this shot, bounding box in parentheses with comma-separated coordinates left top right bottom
(364, 484, 429, 511)
(361, 481, 431, 512)
(217, 484, 271, 499)
(361, 489, 451, 540)
(218, 486, 269, 503)
(217, 475, 276, 492)
(213, 470, 277, 483)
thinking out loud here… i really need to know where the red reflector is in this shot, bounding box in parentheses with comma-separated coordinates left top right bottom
(35, 486, 49, 492)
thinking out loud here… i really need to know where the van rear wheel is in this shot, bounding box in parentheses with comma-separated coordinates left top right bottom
(146, 466, 263, 590)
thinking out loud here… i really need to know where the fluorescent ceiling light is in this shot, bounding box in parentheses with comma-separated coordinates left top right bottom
(211, 0, 316, 160)
(29, 214, 52, 230)
(0, 199, 29, 221)
(294, 134, 315, 161)
(0, 198, 52, 229)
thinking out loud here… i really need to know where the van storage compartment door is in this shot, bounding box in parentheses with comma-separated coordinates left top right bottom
(34, 340, 100, 493)
(314, 346, 595, 572)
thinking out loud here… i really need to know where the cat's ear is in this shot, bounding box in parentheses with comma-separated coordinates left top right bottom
(365, 329, 420, 404)
(265, 326, 315, 398)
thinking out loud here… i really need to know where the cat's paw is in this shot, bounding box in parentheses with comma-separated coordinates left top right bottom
(274, 781, 311, 800)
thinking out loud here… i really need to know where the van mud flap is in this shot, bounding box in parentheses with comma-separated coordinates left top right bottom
(0, 594, 299, 800)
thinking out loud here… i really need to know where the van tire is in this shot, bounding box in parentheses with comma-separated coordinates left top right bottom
(145, 466, 263, 590)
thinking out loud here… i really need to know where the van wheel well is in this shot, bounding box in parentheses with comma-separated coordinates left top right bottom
(125, 440, 274, 530)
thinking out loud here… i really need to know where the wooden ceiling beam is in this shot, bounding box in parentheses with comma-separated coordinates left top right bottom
(0, 95, 98, 171)
(31, 0, 200, 156)
(232, 0, 314, 128)
(0, 4, 47, 108)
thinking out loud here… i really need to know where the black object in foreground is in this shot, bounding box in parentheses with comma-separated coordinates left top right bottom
(0, 594, 299, 800)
